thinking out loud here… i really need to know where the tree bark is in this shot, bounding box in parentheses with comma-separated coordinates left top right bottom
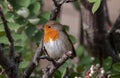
(80, 0, 120, 64)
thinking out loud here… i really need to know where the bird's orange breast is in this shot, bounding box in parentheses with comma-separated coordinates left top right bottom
(44, 25, 59, 43)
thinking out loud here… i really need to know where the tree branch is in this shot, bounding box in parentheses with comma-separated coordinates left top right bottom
(78, 1, 84, 45)
(50, 0, 75, 20)
(0, 7, 14, 59)
(80, 0, 120, 65)
(0, 7, 18, 78)
(42, 51, 72, 78)
(22, 39, 44, 78)
(0, 44, 18, 78)
(80, 0, 92, 11)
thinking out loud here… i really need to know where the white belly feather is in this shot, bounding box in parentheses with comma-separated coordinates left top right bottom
(44, 32, 72, 59)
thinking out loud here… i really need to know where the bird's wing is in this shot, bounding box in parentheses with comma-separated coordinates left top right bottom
(63, 30, 76, 58)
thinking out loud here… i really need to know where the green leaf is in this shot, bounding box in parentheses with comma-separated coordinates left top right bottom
(110, 74, 120, 78)
(38, 11, 51, 24)
(12, 32, 27, 46)
(15, 17, 28, 25)
(25, 24, 37, 37)
(40, 11, 50, 20)
(76, 46, 84, 57)
(53, 70, 62, 78)
(76, 64, 84, 73)
(113, 63, 120, 72)
(0, 36, 9, 44)
(17, 7, 30, 18)
(14, 46, 23, 53)
(29, 2, 41, 15)
(103, 57, 112, 70)
(69, 35, 77, 44)
(28, 18, 40, 25)
(69, 71, 79, 78)
(8, 22, 21, 31)
(0, 0, 4, 3)
(0, 20, 20, 32)
(92, 0, 101, 14)
(0, 75, 5, 78)
(0, 24, 4, 32)
(61, 68, 67, 78)
(33, 31, 43, 43)
(19, 60, 29, 69)
(0, 31, 5, 37)
(0, 1, 9, 14)
(63, 25, 69, 32)
(88, 0, 96, 3)
(80, 55, 91, 65)
(30, 0, 37, 4)
(5, 12, 14, 22)
(17, 0, 30, 7)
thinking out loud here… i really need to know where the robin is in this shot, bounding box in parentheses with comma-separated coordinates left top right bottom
(43, 20, 76, 59)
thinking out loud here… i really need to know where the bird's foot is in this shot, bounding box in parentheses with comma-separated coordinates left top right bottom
(38, 55, 57, 66)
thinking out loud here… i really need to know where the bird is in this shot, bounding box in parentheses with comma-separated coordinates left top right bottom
(43, 20, 76, 59)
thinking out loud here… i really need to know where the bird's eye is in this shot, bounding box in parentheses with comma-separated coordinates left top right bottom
(48, 26, 51, 28)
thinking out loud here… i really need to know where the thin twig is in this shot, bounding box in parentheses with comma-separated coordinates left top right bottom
(79, 1, 84, 45)
(53, 0, 58, 7)
(50, 0, 75, 20)
(59, 0, 67, 6)
(50, 0, 62, 20)
(0, 7, 14, 59)
(22, 39, 44, 78)
(38, 56, 57, 66)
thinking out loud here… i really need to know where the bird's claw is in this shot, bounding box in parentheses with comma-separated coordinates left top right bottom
(38, 56, 57, 66)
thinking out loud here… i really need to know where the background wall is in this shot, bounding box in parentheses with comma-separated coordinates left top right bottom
(43, 0, 120, 41)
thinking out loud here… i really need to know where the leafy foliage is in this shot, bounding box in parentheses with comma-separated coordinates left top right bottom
(0, 0, 43, 77)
